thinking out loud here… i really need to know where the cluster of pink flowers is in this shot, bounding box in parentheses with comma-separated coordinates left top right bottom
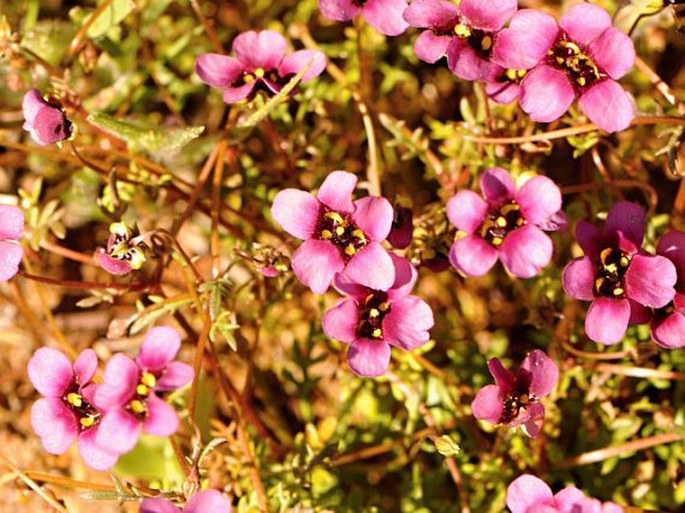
(28, 326, 193, 470)
(0, 204, 24, 282)
(271, 171, 434, 377)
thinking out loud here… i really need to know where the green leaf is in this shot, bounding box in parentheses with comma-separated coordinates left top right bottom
(86, 0, 135, 39)
(114, 435, 185, 482)
(434, 435, 461, 457)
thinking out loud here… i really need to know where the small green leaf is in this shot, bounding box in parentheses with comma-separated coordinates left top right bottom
(86, 0, 135, 39)
(434, 435, 461, 457)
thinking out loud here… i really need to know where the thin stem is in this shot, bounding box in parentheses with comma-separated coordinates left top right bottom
(69, 0, 115, 56)
(17, 270, 154, 292)
(188, 0, 224, 54)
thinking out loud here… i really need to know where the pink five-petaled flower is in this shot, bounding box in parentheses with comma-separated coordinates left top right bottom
(648, 230, 685, 349)
(493, 3, 636, 133)
(403, 0, 517, 80)
(447, 167, 563, 278)
(322, 254, 434, 377)
(271, 171, 395, 294)
(22, 89, 73, 146)
(94, 326, 194, 455)
(471, 350, 558, 438)
(195, 31, 326, 105)
(140, 490, 232, 513)
(0, 205, 24, 282)
(507, 474, 624, 513)
(96, 222, 149, 276)
(319, 0, 409, 36)
(562, 201, 677, 345)
(28, 348, 120, 470)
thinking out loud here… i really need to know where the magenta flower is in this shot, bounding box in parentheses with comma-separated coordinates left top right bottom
(0, 205, 24, 282)
(493, 4, 636, 133)
(403, 0, 517, 80)
(195, 31, 326, 104)
(447, 167, 563, 278)
(28, 348, 120, 470)
(96, 222, 149, 276)
(271, 171, 395, 294)
(140, 490, 232, 513)
(507, 474, 624, 513)
(322, 255, 433, 377)
(648, 231, 685, 349)
(319, 0, 409, 36)
(387, 204, 413, 250)
(562, 202, 677, 345)
(471, 350, 558, 438)
(94, 326, 194, 454)
(22, 89, 73, 146)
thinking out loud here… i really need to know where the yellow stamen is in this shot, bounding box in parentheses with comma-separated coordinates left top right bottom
(80, 416, 95, 428)
(491, 236, 503, 247)
(517, 69, 527, 78)
(600, 248, 613, 266)
(325, 212, 344, 224)
(321, 229, 333, 239)
(379, 302, 390, 312)
(372, 328, 382, 338)
(351, 229, 366, 242)
(128, 247, 147, 270)
(254, 68, 265, 78)
(604, 263, 617, 274)
(244, 73, 255, 83)
(501, 204, 520, 216)
(595, 277, 605, 291)
(109, 222, 130, 238)
(335, 226, 346, 236)
(576, 76, 586, 86)
(496, 216, 507, 228)
(505, 69, 518, 81)
(454, 23, 471, 38)
(481, 35, 492, 51)
(67, 393, 83, 407)
(141, 372, 156, 388)
(519, 394, 530, 405)
(364, 294, 375, 304)
(344, 244, 357, 256)
(136, 384, 149, 396)
(369, 308, 380, 318)
(613, 287, 624, 296)
(130, 400, 146, 414)
(619, 256, 629, 267)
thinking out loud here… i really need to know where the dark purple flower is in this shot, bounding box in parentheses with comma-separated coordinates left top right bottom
(96, 222, 149, 276)
(447, 167, 563, 278)
(319, 0, 409, 36)
(387, 204, 413, 249)
(562, 202, 677, 345)
(271, 171, 395, 294)
(28, 348, 120, 470)
(471, 350, 558, 438)
(322, 254, 433, 377)
(140, 490, 232, 513)
(94, 326, 194, 454)
(403, 0, 517, 80)
(649, 231, 685, 349)
(195, 31, 326, 104)
(22, 89, 73, 146)
(0, 205, 24, 282)
(507, 474, 624, 513)
(493, 4, 636, 133)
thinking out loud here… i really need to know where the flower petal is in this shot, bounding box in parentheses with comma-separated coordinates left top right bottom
(554, 486, 588, 513)
(520, 65, 575, 123)
(28, 347, 74, 397)
(447, 41, 485, 81)
(520, 350, 558, 398)
(449, 235, 498, 277)
(316, 171, 357, 213)
(195, 54, 243, 88)
(459, 0, 516, 31)
(345, 242, 395, 291)
(515, 176, 562, 226)
(32, 106, 71, 146)
(292, 239, 345, 294)
(96, 250, 132, 276)
(651, 312, 685, 349)
(487, 358, 516, 392)
(31, 398, 77, 454)
(232, 30, 286, 71)
(77, 428, 120, 471)
(279, 50, 327, 83)
(493, 10, 558, 70)
(137, 326, 182, 372)
(499, 225, 553, 278)
(575, 220, 603, 258)
(606, 201, 645, 246)
(403, 0, 459, 30)
(579, 80, 634, 133)
(144, 396, 179, 437)
(625, 254, 677, 308)
(485, 78, 520, 104)
(185, 490, 233, 513)
(318, 0, 361, 22)
(140, 499, 183, 513)
(22, 89, 46, 125)
(352, 196, 393, 241)
(222, 83, 256, 104)
(94, 354, 139, 409)
(322, 299, 359, 343)
(560, 3, 612, 47)
(157, 362, 194, 391)
(506, 474, 554, 513)
(382, 295, 434, 350)
(271, 189, 321, 240)
(0, 204, 24, 240)
(658, 230, 685, 290)
(388, 254, 418, 299)
(471, 384, 504, 424)
(96, 408, 142, 454)
(446, 190, 487, 234)
(362, 0, 409, 36)
(562, 257, 596, 301)
(74, 349, 98, 386)
(588, 28, 635, 80)
(585, 297, 630, 345)
(480, 167, 516, 202)
(413, 31, 452, 63)
(347, 339, 391, 377)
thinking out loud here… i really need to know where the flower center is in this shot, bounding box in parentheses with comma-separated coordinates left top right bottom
(356, 292, 391, 340)
(501, 391, 530, 424)
(107, 222, 148, 269)
(504, 68, 527, 83)
(126, 372, 157, 419)
(594, 247, 631, 298)
(317, 211, 368, 260)
(62, 386, 100, 431)
(453, 23, 494, 57)
(549, 38, 603, 88)
(478, 201, 526, 247)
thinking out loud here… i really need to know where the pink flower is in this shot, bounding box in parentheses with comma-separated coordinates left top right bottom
(484, 65, 525, 104)
(507, 474, 624, 513)
(22, 89, 73, 146)
(493, 4, 636, 132)
(195, 31, 326, 104)
(403, 0, 517, 80)
(562, 202, 677, 345)
(96, 222, 149, 276)
(28, 348, 120, 470)
(0, 205, 24, 282)
(319, 0, 409, 36)
(447, 167, 563, 278)
(471, 350, 558, 438)
(648, 230, 685, 349)
(140, 490, 232, 513)
(322, 254, 434, 377)
(94, 327, 194, 454)
(271, 171, 396, 294)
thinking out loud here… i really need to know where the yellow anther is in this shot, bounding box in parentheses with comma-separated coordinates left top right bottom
(130, 400, 146, 414)
(595, 277, 605, 291)
(562, 41, 581, 54)
(619, 256, 629, 267)
(496, 216, 507, 228)
(335, 226, 345, 236)
(505, 69, 518, 81)
(80, 416, 95, 428)
(351, 229, 366, 242)
(372, 328, 382, 338)
(364, 294, 375, 305)
(600, 248, 613, 265)
(136, 384, 149, 396)
(454, 23, 471, 38)
(576, 76, 586, 86)
(481, 35, 492, 51)
(141, 372, 156, 388)
(128, 247, 147, 270)
(613, 287, 624, 296)
(556, 57, 565, 64)
(604, 263, 617, 274)
(67, 393, 83, 407)
(369, 308, 380, 318)
(379, 302, 390, 312)
(516, 218, 525, 226)
(501, 203, 520, 216)
(243, 73, 255, 83)
(254, 68, 265, 78)
(325, 212, 344, 224)
(491, 236, 503, 247)
(519, 394, 530, 405)
(517, 69, 527, 78)
(321, 229, 333, 239)
(109, 222, 130, 238)
(344, 244, 357, 256)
